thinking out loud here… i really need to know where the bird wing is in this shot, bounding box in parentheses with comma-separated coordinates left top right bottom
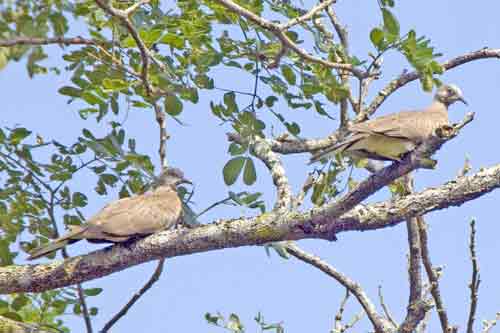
(87, 188, 182, 239)
(349, 109, 449, 142)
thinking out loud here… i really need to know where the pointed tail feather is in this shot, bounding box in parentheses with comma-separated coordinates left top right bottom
(27, 226, 86, 260)
(308, 134, 365, 165)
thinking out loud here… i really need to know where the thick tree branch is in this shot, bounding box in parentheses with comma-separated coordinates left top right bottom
(228, 131, 341, 155)
(0, 36, 95, 47)
(249, 136, 293, 211)
(364, 48, 500, 117)
(2, 158, 499, 294)
(313, 114, 473, 226)
(286, 243, 393, 332)
(399, 175, 426, 333)
(234, 48, 498, 157)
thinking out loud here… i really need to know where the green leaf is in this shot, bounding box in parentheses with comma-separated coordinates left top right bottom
(265, 96, 278, 107)
(243, 158, 257, 185)
(160, 34, 185, 49)
(223, 92, 238, 114)
(0, 50, 8, 71)
(72, 192, 88, 208)
(164, 94, 183, 116)
(59, 86, 82, 98)
(370, 28, 385, 49)
(9, 128, 31, 145)
(103, 78, 129, 91)
(11, 294, 29, 311)
(2, 312, 23, 322)
(82, 91, 103, 105)
(382, 8, 400, 38)
(84, 288, 103, 296)
(223, 157, 245, 185)
(228, 313, 244, 332)
(205, 312, 221, 325)
(281, 65, 296, 85)
(285, 122, 300, 135)
(228, 142, 247, 156)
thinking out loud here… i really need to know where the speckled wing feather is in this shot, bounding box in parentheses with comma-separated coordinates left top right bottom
(349, 106, 449, 142)
(85, 187, 182, 240)
(309, 103, 450, 163)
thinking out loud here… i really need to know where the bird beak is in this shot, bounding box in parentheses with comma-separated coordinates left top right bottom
(179, 178, 192, 185)
(458, 96, 468, 105)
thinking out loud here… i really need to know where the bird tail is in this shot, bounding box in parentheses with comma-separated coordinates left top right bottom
(27, 226, 86, 260)
(308, 134, 366, 165)
(308, 141, 352, 165)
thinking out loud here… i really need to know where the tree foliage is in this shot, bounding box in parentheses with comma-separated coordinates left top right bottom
(0, 0, 499, 332)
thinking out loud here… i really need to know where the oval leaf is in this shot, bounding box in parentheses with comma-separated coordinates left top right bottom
(243, 158, 257, 185)
(382, 8, 400, 37)
(223, 157, 245, 185)
(281, 65, 296, 85)
(370, 28, 385, 50)
(164, 94, 183, 116)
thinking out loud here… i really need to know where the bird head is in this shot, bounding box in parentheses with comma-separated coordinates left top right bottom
(155, 167, 192, 188)
(434, 84, 468, 106)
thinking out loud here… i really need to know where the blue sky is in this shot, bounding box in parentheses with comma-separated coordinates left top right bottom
(3, 0, 500, 332)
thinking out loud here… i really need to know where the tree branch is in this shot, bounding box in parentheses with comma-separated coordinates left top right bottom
(247, 136, 293, 211)
(3, 160, 500, 294)
(279, 0, 336, 30)
(378, 286, 397, 327)
(100, 258, 165, 332)
(213, 0, 367, 78)
(286, 243, 393, 332)
(399, 175, 426, 333)
(467, 218, 481, 333)
(0, 36, 95, 47)
(364, 48, 500, 117)
(418, 217, 455, 332)
(94, 0, 153, 95)
(0, 315, 58, 333)
(234, 48, 498, 158)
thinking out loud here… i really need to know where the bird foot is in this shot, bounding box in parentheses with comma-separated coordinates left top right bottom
(419, 157, 438, 169)
(435, 124, 455, 138)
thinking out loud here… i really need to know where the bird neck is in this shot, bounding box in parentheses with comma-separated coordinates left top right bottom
(154, 184, 176, 193)
(431, 98, 450, 109)
(430, 99, 449, 111)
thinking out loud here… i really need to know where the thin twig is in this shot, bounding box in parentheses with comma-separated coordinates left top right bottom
(123, 0, 150, 15)
(100, 259, 165, 333)
(213, 0, 367, 78)
(47, 194, 93, 333)
(333, 289, 350, 331)
(322, 0, 353, 123)
(482, 313, 500, 333)
(365, 48, 500, 117)
(286, 243, 393, 332)
(94, 0, 153, 95)
(153, 103, 169, 168)
(467, 218, 481, 333)
(378, 285, 397, 327)
(279, 0, 336, 30)
(418, 217, 455, 332)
